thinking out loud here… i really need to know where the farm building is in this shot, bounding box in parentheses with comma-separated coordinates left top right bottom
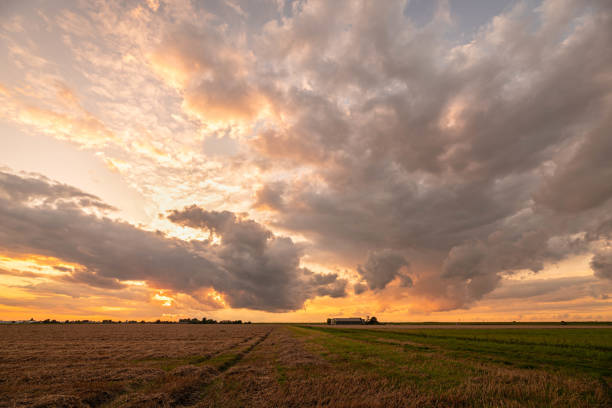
(327, 317, 364, 325)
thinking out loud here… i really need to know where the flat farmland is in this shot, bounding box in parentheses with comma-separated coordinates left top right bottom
(0, 324, 271, 407)
(0, 325, 610, 407)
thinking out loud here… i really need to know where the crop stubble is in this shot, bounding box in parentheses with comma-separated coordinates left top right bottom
(0, 324, 610, 407)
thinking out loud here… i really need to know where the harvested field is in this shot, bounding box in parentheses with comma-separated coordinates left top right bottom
(0, 324, 271, 407)
(0, 324, 610, 407)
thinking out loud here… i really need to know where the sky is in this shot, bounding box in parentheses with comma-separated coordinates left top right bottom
(0, 0, 611, 322)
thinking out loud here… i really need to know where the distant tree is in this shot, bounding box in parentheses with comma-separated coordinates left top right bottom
(365, 316, 380, 325)
(326, 318, 332, 325)
(220, 319, 244, 324)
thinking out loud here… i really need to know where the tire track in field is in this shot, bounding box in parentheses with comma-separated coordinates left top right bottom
(216, 329, 272, 373)
(179, 329, 273, 407)
(130, 331, 260, 369)
(182, 331, 261, 365)
(101, 330, 273, 408)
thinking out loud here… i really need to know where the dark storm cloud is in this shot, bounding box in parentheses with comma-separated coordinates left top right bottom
(167, 205, 347, 309)
(0, 169, 113, 210)
(535, 118, 612, 213)
(0, 268, 41, 279)
(249, 0, 612, 307)
(0, 175, 225, 293)
(591, 251, 612, 281)
(252, 90, 350, 164)
(487, 276, 607, 301)
(357, 250, 411, 290)
(0, 171, 346, 312)
(253, 182, 286, 211)
(353, 282, 368, 295)
(60, 269, 125, 290)
(308, 271, 348, 298)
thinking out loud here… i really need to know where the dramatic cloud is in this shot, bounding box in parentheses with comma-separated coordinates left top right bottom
(535, 117, 612, 213)
(149, 24, 265, 123)
(0, 169, 114, 210)
(357, 250, 411, 290)
(167, 205, 347, 310)
(249, 0, 612, 308)
(1, 0, 610, 320)
(253, 182, 286, 211)
(591, 250, 612, 281)
(0, 170, 346, 312)
(488, 276, 606, 301)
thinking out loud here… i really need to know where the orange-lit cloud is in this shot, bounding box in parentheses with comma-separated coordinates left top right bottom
(182, 82, 265, 123)
(148, 25, 268, 124)
(0, 83, 117, 147)
(153, 291, 174, 307)
(17, 104, 116, 145)
(1, 0, 611, 323)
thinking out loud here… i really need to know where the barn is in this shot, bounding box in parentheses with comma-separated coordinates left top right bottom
(327, 317, 364, 325)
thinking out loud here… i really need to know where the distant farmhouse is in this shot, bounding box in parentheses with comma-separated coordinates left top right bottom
(327, 317, 364, 325)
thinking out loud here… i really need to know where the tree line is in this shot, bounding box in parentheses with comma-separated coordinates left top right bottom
(3, 317, 252, 324)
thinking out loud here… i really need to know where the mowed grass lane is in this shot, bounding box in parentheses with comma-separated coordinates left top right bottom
(299, 326, 611, 377)
(286, 326, 611, 407)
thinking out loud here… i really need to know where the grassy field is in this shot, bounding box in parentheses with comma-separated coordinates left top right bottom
(0, 324, 610, 407)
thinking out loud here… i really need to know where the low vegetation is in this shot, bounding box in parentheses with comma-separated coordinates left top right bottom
(0, 324, 609, 407)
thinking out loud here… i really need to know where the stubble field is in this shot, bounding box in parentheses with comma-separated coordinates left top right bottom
(0, 324, 610, 407)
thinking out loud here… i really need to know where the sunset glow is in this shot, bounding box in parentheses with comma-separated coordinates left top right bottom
(0, 0, 610, 322)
